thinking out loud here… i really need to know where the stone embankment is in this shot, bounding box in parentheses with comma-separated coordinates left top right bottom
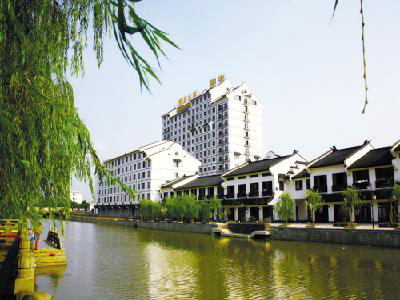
(70, 214, 400, 248)
(270, 226, 400, 248)
(70, 213, 218, 234)
(0, 220, 65, 299)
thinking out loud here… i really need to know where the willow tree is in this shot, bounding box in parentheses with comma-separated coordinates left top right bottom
(276, 192, 294, 225)
(0, 0, 178, 229)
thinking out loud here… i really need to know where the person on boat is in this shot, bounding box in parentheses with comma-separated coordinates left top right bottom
(28, 228, 35, 251)
(34, 223, 43, 250)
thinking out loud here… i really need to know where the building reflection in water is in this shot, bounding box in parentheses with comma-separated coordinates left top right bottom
(34, 222, 400, 300)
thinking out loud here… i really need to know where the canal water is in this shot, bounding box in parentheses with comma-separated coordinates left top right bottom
(35, 221, 400, 299)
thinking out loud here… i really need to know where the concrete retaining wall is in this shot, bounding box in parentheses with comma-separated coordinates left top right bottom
(69, 215, 133, 226)
(134, 221, 217, 234)
(270, 227, 400, 247)
(69, 215, 217, 234)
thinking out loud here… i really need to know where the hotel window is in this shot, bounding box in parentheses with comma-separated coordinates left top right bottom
(306, 179, 310, 189)
(313, 175, 327, 192)
(295, 180, 303, 191)
(238, 184, 246, 197)
(142, 171, 146, 178)
(147, 182, 150, 189)
(261, 181, 273, 196)
(375, 167, 394, 188)
(332, 172, 347, 192)
(142, 182, 145, 189)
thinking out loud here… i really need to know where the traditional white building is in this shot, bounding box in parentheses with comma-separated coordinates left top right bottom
(161, 76, 263, 176)
(95, 141, 201, 217)
(70, 191, 83, 204)
(286, 140, 400, 223)
(220, 151, 307, 222)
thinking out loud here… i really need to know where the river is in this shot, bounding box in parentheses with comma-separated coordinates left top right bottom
(35, 221, 400, 299)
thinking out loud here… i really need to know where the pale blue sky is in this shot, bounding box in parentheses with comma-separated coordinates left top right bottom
(70, 0, 400, 202)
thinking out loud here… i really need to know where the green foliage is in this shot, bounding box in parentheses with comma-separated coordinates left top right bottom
(81, 200, 90, 211)
(197, 200, 212, 223)
(138, 195, 223, 223)
(342, 186, 361, 224)
(71, 201, 80, 209)
(209, 196, 223, 220)
(275, 193, 294, 224)
(165, 197, 177, 220)
(390, 182, 400, 224)
(0, 0, 177, 228)
(306, 189, 323, 224)
(392, 183, 400, 200)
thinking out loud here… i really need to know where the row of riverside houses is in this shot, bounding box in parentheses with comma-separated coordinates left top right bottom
(157, 139, 400, 223)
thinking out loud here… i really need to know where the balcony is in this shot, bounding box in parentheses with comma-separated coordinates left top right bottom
(225, 193, 235, 199)
(248, 191, 259, 197)
(332, 184, 348, 192)
(237, 191, 247, 198)
(375, 178, 394, 189)
(353, 180, 370, 190)
(262, 189, 273, 196)
(313, 185, 327, 193)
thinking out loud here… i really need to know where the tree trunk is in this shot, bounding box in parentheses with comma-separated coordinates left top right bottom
(350, 206, 355, 224)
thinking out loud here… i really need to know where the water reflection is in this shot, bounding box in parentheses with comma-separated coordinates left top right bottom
(35, 221, 400, 299)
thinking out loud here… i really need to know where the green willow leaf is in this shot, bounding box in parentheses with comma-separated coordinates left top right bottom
(0, 0, 177, 229)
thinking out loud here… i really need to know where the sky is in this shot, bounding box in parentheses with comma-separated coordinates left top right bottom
(70, 0, 400, 202)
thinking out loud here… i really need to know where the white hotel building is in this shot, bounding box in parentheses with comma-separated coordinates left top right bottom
(95, 141, 200, 217)
(161, 76, 263, 176)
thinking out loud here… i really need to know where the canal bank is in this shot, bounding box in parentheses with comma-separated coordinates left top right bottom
(0, 220, 65, 299)
(69, 214, 217, 234)
(35, 220, 400, 299)
(70, 214, 400, 247)
(270, 226, 400, 248)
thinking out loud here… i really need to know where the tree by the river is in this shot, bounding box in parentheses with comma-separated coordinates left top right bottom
(0, 0, 178, 229)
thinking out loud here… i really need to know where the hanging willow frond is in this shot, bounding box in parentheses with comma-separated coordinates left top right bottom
(0, 0, 178, 228)
(331, 0, 369, 113)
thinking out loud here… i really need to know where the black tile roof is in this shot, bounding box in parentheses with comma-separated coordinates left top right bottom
(223, 156, 290, 177)
(348, 147, 394, 169)
(292, 169, 310, 179)
(308, 145, 362, 168)
(177, 174, 223, 189)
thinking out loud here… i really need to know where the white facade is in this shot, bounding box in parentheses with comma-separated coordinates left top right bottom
(221, 152, 307, 222)
(70, 191, 83, 204)
(287, 140, 400, 223)
(162, 77, 263, 176)
(95, 141, 201, 213)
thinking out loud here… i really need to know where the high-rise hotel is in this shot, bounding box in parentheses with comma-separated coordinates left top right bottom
(161, 76, 263, 175)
